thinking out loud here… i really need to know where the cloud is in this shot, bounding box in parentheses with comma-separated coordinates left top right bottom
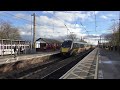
(37, 15, 64, 27)
(83, 34, 100, 45)
(100, 15, 108, 19)
(8, 11, 100, 45)
(54, 12, 75, 22)
(42, 11, 54, 14)
(19, 25, 32, 36)
(100, 13, 115, 20)
(94, 11, 99, 14)
(84, 34, 100, 38)
(13, 13, 31, 22)
(51, 11, 99, 23)
(107, 14, 114, 17)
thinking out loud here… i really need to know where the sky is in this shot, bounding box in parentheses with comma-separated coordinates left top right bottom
(0, 11, 119, 45)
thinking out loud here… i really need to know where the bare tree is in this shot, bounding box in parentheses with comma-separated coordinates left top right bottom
(0, 21, 21, 40)
(105, 22, 119, 46)
(67, 33, 77, 41)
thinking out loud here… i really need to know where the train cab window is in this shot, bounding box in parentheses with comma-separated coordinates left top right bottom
(62, 40, 72, 48)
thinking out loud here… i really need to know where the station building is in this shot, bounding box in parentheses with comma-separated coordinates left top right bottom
(36, 38, 62, 52)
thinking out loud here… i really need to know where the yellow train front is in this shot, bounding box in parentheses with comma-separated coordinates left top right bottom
(60, 40, 91, 56)
(60, 40, 73, 56)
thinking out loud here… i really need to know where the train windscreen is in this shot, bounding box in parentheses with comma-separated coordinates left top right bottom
(62, 40, 72, 48)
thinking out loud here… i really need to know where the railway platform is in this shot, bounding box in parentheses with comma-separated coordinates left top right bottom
(0, 51, 60, 65)
(60, 48, 99, 79)
(98, 48, 120, 79)
(60, 47, 120, 79)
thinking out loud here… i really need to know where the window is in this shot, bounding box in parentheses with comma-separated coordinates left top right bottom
(80, 44, 84, 48)
(62, 40, 72, 48)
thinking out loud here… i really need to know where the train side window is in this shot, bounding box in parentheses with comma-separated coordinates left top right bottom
(74, 43, 79, 48)
(80, 44, 84, 48)
(73, 43, 76, 48)
(77, 43, 79, 48)
(78, 44, 80, 48)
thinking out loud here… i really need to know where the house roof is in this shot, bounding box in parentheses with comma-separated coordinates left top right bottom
(36, 38, 62, 44)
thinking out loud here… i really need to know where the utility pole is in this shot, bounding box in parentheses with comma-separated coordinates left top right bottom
(32, 13, 36, 49)
(30, 15, 33, 52)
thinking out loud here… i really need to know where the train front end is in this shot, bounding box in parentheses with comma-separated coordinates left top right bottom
(60, 40, 72, 56)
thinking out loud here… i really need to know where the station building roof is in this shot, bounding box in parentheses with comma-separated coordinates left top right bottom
(36, 38, 62, 44)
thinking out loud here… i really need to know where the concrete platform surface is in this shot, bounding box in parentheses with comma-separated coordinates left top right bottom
(60, 48, 98, 79)
(0, 51, 59, 65)
(98, 48, 120, 79)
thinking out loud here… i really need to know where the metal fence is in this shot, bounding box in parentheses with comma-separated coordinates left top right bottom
(0, 39, 31, 56)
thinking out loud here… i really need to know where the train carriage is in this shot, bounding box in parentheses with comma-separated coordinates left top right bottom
(60, 39, 91, 56)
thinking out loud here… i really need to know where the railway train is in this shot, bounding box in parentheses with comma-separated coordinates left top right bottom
(60, 39, 92, 56)
(0, 39, 30, 55)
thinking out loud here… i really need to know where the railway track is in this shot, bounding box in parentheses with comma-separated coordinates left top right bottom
(0, 49, 93, 79)
(0, 53, 68, 79)
(18, 56, 68, 79)
(42, 49, 93, 79)
(22, 49, 93, 79)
